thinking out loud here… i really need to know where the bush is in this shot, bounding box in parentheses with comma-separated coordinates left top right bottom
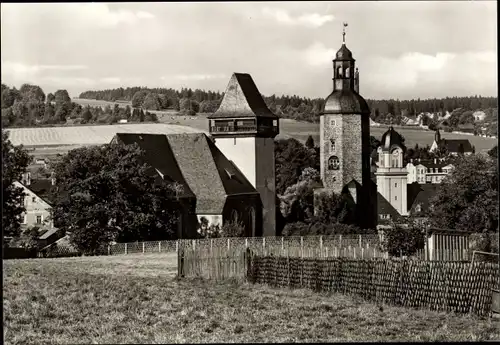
(282, 220, 366, 236)
(381, 222, 427, 257)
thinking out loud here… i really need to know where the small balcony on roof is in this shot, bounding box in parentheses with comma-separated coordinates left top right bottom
(209, 117, 278, 138)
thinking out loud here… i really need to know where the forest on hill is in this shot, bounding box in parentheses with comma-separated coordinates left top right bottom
(78, 87, 497, 130)
(2, 82, 497, 136)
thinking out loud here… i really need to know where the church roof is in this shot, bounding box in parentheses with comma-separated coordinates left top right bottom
(441, 139, 473, 153)
(208, 73, 278, 119)
(377, 192, 401, 220)
(407, 183, 439, 215)
(113, 133, 258, 214)
(323, 89, 370, 115)
(335, 44, 354, 60)
(380, 127, 406, 152)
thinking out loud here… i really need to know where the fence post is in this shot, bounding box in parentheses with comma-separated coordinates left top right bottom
(339, 234, 343, 247)
(320, 236, 323, 257)
(175, 240, 179, 254)
(159, 241, 161, 253)
(192, 239, 196, 251)
(227, 238, 231, 251)
(107, 245, 110, 256)
(211, 239, 214, 254)
(263, 237, 266, 252)
(245, 238, 248, 249)
(361, 247, 364, 259)
(142, 242, 145, 254)
(301, 236, 304, 258)
(281, 237, 284, 251)
(125, 243, 128, 255)
(359, 234, 362, 248)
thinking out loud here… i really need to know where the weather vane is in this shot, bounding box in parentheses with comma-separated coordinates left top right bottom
(342, 22, 348, 44)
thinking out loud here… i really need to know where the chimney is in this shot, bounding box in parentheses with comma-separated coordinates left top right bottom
(26, 172, 31, 186)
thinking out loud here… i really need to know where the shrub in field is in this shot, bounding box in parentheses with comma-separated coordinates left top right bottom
(381, 221, 427, 257)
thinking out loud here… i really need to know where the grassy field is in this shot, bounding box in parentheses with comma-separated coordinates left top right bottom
(4, 254, 499, 344)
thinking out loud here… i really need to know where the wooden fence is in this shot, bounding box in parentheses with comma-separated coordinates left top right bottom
(247, 255, 500, 317)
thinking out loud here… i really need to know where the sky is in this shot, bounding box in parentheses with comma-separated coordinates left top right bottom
(1, 2, 497, 100)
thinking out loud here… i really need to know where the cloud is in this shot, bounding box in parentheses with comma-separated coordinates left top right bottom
(99, 77, 122, 84)
(302, 42, 336, 66)
(262, 7, 334, 28)
(163, 74, 227, 81)
(70, 4, 155, 27)
(1, 61, 88, 75)
(362, 50, 497, 98)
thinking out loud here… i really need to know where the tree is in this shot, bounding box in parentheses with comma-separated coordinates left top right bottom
(313, 190, 357, 226)
(142, 93, 161, 111)
(46, 93, 55, 103)
(124, 105, 132, 119)
(275, 138, 319, 196)
(429, 154, 498, 232)
(2, 129, 30, 238)
(54, 89, 71, 105)
(220, 220, 245, 237)
(279, 168, 320, 223)
(381, 220, 427, 257)
(305, 135, 315, 149)
(81, 107, 93, 123)
(139, 109, 145, 122)
(51, 142, 182, 254)
(131, 90, 148, 108)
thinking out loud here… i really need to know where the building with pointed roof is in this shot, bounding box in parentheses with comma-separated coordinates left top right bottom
(315, 27, 377, 230)
(208, 73, 279, 236)
(430, 129, 473, 156)
(112, 132, 263, 238)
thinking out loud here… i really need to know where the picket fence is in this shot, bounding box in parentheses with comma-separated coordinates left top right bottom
(246, 255, 499, 316)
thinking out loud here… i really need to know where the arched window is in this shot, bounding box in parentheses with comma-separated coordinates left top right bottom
(328, 156, 340, 170)
(248, 207, 256, 237)
(231, 209, 239, 222)
(345, 67, 350, 78)
(391, 150, 400, 167)
(337, 66, 343, 78)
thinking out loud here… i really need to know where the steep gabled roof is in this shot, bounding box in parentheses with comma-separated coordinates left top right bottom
(441, 139, 473, 153)
(166, 133, 258, 213)
(113, 133, 196, 200)
(115, 133, 258, 214)
(208, 73, 278, 119)
(20, 179, 56, 206)
(377, 192, 400, 220)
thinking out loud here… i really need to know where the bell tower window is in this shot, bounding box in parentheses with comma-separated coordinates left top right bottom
(328, 156, 340, 170)
(337, 66, 343, 78)
(330, 139, 336, 153)
(345, 67, 350, 78)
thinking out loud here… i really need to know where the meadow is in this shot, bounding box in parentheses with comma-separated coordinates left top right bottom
(72, 98, 497, 153)
(3, 254, 499, 344)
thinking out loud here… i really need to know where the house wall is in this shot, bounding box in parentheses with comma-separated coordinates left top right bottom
(215, 137, 275, 236)
(14, 182, 53, 230)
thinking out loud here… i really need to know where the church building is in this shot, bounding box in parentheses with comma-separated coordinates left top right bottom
(113, 73, 279, 238)
(314, 28, 377, 230)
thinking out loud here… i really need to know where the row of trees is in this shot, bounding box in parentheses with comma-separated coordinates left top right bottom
(1, 83, 159, 127)
(79, 86, 497, 125)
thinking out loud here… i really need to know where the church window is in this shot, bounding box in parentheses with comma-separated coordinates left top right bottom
(330, 119, 336, 127)
(415, 204, 422, 212)
(328, 156, 340, 170)
(395, 195, 397, 201)
(395, 182, 397, 188)
(231, 210, 239, 222)
(273, 120, 278, 126)
(337, 66, 343, 78)
(345, 67, 350, 78)
(330, 139, 336, 153)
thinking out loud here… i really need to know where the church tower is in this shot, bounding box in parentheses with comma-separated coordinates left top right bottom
(315, 24, 375, 229)
(208, 73, 279, 236)
(375, 127, 408, 216)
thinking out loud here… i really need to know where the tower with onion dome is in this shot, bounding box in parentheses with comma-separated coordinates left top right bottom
(314, 24, 376, 229)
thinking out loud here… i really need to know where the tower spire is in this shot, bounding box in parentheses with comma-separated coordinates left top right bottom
(342, 22, 348, 44)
